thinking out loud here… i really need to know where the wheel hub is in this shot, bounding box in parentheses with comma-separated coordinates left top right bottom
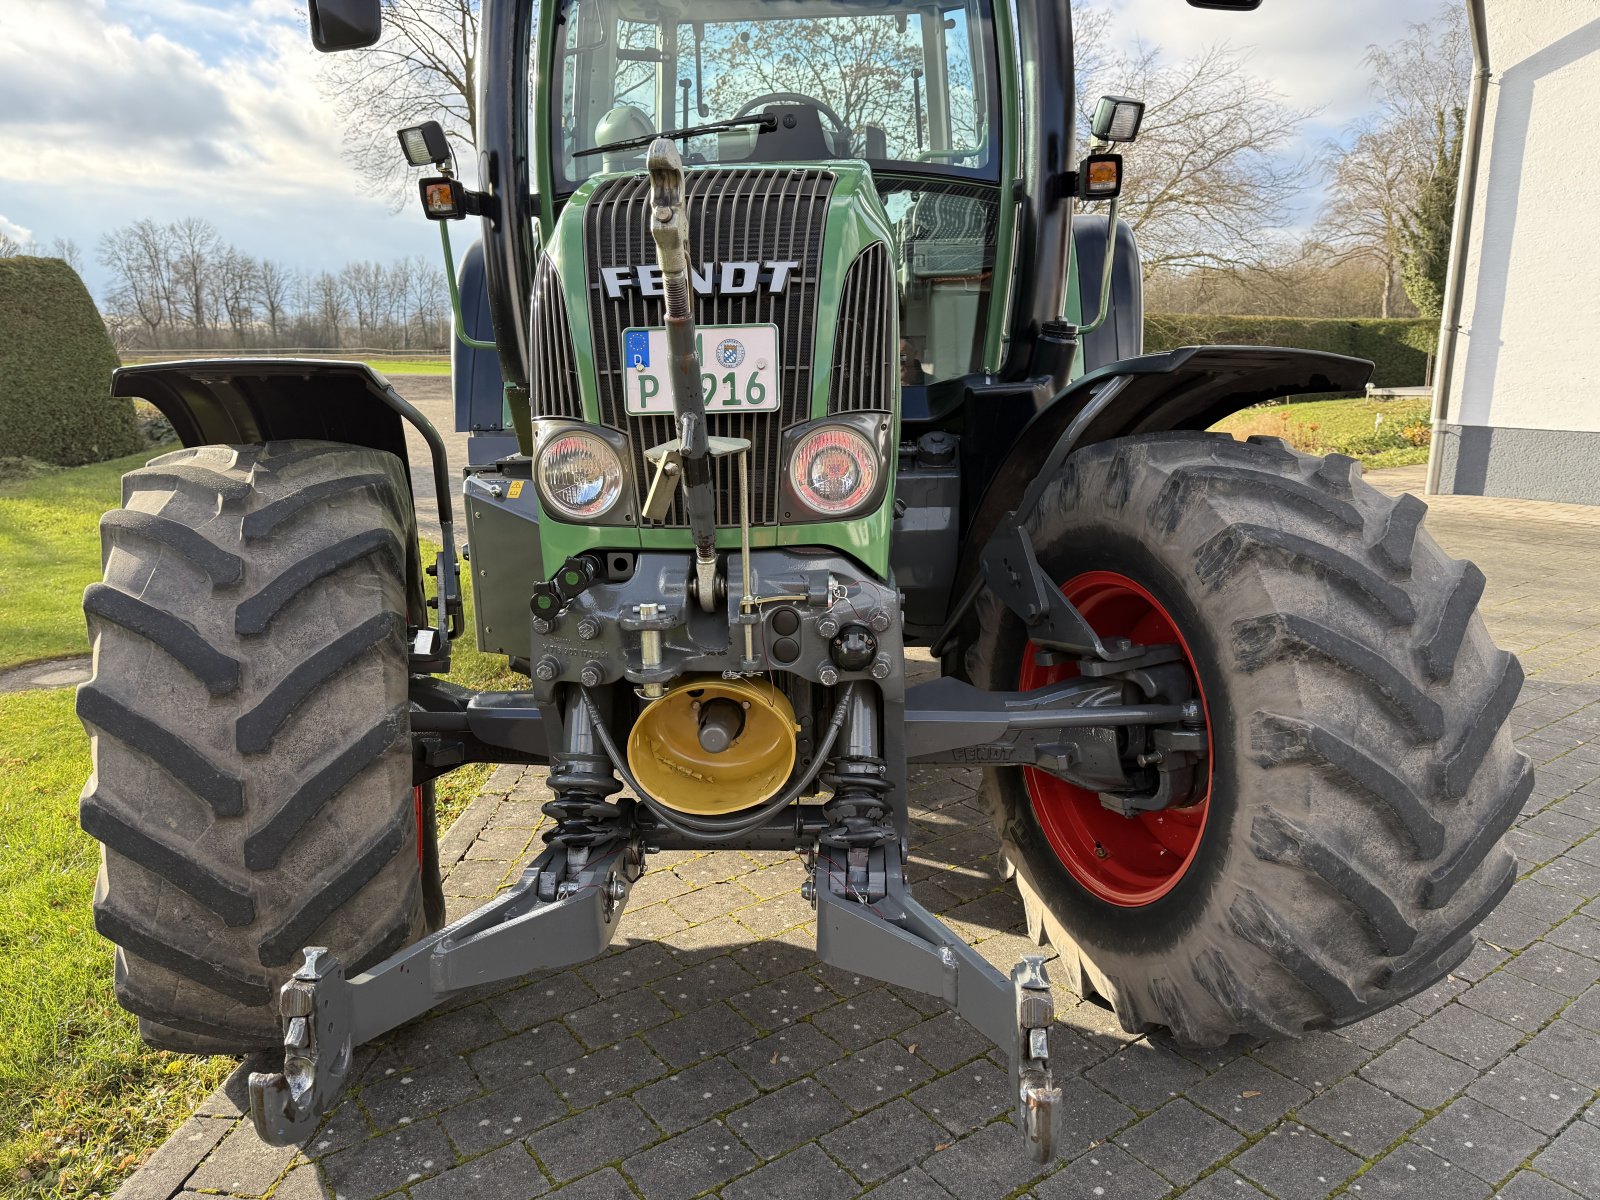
(1017, 571, 1214, 906)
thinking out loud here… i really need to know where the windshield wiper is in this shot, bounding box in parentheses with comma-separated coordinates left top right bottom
(574, 114, 776, 159)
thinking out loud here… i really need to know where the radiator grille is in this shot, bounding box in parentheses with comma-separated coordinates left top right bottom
(584, 168, 835, 526)
(531, 256, 582, 419)
(828, 243, 896, 413)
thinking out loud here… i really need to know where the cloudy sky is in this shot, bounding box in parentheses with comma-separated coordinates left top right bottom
(0, 0, 1450, 300)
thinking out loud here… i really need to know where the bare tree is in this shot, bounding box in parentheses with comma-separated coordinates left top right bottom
(49, 237, 85, 274)
(169, 217, 222, 343)
(1317, 4, 1468, 317)
(98, 220, 175, 345)
(313, 271, 349, 346)
(0, 230, 25, 257)
(319, 0, 481, 204)
(216, 248, 261, 345)
(1072, 18, 1317, 274)
(257, 258, 293, 342)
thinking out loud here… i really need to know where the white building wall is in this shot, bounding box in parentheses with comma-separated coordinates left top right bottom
(1435, 0, 1600, 502)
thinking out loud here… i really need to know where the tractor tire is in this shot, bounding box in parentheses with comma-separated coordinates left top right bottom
(967, 432, 1529, 1045)
(78, 440, 442, 1054)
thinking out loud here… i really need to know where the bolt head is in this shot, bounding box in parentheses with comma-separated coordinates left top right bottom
(868, 608, 891, 632)
(816, 615, 839, 638)
(870, 654, 892, 680)
(532, 616, 553, 635)
(817, 664, 839, 686)
(534, 656, 559, 682)
(580, 663, 604, 687)
(577, 617, 600, 640)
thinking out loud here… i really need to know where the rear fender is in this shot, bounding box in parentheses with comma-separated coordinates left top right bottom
(944, 345, 1372, 639)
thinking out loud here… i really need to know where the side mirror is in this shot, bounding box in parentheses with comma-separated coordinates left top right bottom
(308, 0, 382, 52)
(1186, 1, 1262, 9)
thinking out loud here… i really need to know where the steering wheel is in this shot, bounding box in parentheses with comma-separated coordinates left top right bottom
(734, 91, 851, 148)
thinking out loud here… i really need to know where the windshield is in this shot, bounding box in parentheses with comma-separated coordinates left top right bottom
(548, 0, 998, 191)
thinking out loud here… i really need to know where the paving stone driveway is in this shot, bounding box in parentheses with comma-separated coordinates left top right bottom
(120, 472, 1600, 1200)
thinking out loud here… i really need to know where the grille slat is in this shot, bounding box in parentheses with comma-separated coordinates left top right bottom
(828, 243, 895, 414)
(582, 168, 835, 527)
(531, 257, 582, 419)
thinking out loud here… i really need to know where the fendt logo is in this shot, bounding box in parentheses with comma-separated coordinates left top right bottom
(600, 260, 800, 300)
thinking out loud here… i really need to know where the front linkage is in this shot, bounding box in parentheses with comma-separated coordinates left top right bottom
(248, 521, 1205, 1160)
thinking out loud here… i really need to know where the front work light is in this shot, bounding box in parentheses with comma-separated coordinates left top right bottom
(789, 425, 880, 517)
(1078, 154, 1124, 200)
(398, 121, 452, 167)
(1092, 96, 1146, 144)
(537, 430, 625, 520)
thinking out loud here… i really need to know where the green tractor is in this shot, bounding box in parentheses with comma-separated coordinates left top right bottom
(82, 0, 1528, 1156)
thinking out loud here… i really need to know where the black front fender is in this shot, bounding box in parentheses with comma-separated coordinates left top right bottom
(113, 358, 416, 472)
(940, 345, 1372, 642)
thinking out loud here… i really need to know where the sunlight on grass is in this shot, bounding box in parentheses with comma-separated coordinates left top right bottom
(1211, 396, 1433, 469)
(0, 449, 160, 672)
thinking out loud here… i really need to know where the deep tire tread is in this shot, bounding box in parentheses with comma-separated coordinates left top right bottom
(81, 440, 433, 1052)
(968, 431, 1527, 1046)
(83, 583, 241, 695)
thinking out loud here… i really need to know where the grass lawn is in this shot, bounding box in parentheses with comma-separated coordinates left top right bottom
(0, 462, 510, 1197)
(1211, 394, 1433, 469)
(0, 449, 161, 672)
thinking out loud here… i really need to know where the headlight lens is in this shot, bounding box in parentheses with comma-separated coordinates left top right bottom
(789, 425, 879, 517)
(536, 430, 624, 520)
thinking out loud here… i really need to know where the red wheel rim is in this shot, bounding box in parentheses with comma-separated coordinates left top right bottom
(1018, 570, 1213, 907)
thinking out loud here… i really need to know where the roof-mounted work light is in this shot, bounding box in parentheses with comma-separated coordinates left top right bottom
(1091, 96, 1145, 144)
(398, 121, 453, 169)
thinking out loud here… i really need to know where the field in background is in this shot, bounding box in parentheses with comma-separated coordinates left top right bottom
(1211, 394, 1433, 469)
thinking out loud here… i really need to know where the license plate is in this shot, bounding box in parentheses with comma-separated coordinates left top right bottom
(621, 324, 781, 416)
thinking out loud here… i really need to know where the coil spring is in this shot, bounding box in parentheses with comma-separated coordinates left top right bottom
(542, 750, 627, 848)
(819, 753, 894, 849)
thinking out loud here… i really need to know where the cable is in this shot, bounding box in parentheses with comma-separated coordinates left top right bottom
(578, 683, 858, 844)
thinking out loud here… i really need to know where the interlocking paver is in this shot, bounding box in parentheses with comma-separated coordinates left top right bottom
(1466, 1053, 1591, 1134)
(820, 1097, 944, 1183)
(121, 476, 1600, 1200)
(633, 1055, 757, 1135)
(720, 1142, 861, 1200)
(622, 1119, 755, 1200)
(440, 1076, 568, 1156)
(548, 1035, 670, 1108)
(531, 1096, 660, 1181)
(411, 1141, 549, 1200)
(1360, 1037, 1478, 1109)
(1186, 1056, 1311, 1134)
(816, 1038, 935, 1111)
(1412, 1095, 1546, 1184)
(1231, 1125, 1361, 1200)
(1031, 1143, 1170, 1200)
(1297, 1076, 1421, 1157)
(1353, 1142, 1490, 1199)
(1117, 1099, 1243, 1187)
(1530, 1117, 1600, 1196)
(727, 1077, 851, 1159)
(319, 1118, 456, 1200)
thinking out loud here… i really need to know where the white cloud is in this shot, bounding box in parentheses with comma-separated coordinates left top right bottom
(0, 214, 34, 244)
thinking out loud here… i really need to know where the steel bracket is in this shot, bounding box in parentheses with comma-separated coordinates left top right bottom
(247, 839, 641, 1145)
(980, 520, 1143, 662)
(812, 847, 1061, 1161)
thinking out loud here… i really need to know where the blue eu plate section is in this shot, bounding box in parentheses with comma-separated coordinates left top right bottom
(624, 329, 651, 370)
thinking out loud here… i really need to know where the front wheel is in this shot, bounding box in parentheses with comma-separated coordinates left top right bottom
(967, 432, 1529, 1045)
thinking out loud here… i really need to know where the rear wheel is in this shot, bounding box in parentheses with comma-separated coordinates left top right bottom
(968, 432, 1529, 1044)
(79, 440, 442, 1053)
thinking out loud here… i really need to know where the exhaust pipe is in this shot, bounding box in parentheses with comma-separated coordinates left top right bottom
(646, 138, 720, 606)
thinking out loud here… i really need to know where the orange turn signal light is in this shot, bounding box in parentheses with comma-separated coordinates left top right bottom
(418, 176, 466, 221)
(1078, 153, 1124, 201)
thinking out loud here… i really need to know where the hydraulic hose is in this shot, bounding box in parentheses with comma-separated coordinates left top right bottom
(579, 684, 858, 845)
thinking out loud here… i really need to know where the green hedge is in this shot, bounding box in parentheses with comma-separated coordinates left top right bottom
(1143, 315, 1437, 389)
(0, 257, 142, 466)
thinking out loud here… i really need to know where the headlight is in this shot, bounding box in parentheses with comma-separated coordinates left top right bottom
(536, 430, 624, 520)
(788, 425, 880, 517)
